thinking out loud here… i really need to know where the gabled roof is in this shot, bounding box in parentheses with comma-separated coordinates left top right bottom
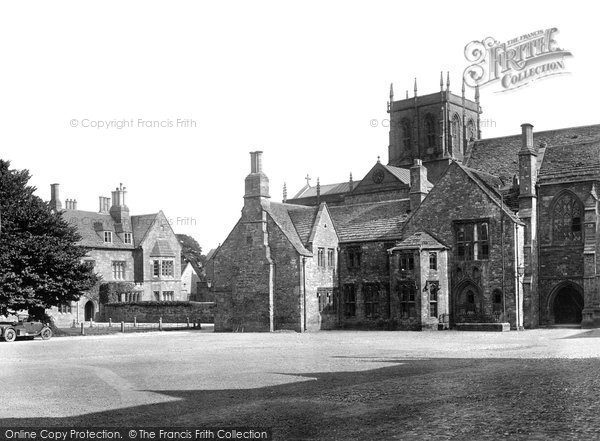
(391, 231, 448, 251)
(205, 248, 217, 262)
(328, 199, 410, 242)
(465, 123, 600, 180)
(457, 163, 523, 224)
(291, 180, 361, 199)
(537, 140, 600, 183)
(62, 210, 134, 249)
(287, 204, 319, 244)
(266, 202, 313, 256)
(381, 164, 411, 184)
(131, 213, 159, 247)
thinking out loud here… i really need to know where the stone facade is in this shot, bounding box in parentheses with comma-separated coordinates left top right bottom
(47, 184, 183, 326)
(210, 152, 338, 332)
(212, 81, 600, 331)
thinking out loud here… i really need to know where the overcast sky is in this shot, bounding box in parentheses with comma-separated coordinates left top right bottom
(0, 1, 596, 252)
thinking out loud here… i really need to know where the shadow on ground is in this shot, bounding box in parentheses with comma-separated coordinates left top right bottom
(2, 357, 599, 440)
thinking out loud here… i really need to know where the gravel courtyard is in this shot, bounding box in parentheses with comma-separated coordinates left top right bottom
(2, 328, 600, 440)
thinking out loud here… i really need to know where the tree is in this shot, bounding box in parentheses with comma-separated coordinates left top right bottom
(0, 160, 98, 318)
(176, 233, 205, 268)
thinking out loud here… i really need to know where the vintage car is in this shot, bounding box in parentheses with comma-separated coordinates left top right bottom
(0, 318, 52, 342)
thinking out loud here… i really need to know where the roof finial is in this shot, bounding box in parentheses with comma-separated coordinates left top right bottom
(349, 172, 354, 191)
(305, 174, 311, 187)
(389, 83, 394, 101)
(440, 71, 444, 91)
(377, 155, 381, 163)
(405, 90, 408, 99)
(475, 84, 480, 103)
(414, 77, 417, 97)
(282, 182, 287, 203)
(446, 71, 450, 92)
(316, 178, 321, 201)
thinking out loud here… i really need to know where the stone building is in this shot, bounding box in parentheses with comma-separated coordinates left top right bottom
(210, 77, 600, 331)
(207, 151, 338, 332)
(47, 183, 183, 326)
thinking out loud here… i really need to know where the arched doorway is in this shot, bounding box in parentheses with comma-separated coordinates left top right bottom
(553, 285, 583, 324)
(84, 301, 95, 321)
(455, 281, 481, 319)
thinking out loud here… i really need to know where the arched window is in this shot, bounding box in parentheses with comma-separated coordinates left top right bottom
(401, 118, 412, 150)
(424, 114, 436, 148)
(492, 289, 503, 312)
(552, 192, 583, 242)
(466, 119, 476, 141)
(451, 114, 462, 155)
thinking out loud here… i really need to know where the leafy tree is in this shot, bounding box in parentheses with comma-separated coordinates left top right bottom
(176, 233, 205, 268)
(0, 160, 98, 318)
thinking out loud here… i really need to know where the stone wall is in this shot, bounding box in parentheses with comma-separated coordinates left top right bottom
(338, 240, 396, 328)
(537, 182, 590, 325)
(402, 162, 522, 328)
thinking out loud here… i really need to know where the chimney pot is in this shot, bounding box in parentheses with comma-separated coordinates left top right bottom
(521, 123, 534, 152)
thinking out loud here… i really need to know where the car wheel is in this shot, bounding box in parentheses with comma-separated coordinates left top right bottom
(4, 328, 16, 342)
(40, 327, 52, 340)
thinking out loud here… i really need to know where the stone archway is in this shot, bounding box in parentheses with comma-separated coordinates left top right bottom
(84, 301, 95, 322)
(553, 285, 583, 324)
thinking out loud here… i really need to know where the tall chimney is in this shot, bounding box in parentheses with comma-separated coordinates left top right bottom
(72, 199, 78, 210)
(519, 123, 537, 197)
(109, 183, 130, 230)
(50, 184, 62, 211)
(243, 151, 270, 220)
(409, 159, 429, 211)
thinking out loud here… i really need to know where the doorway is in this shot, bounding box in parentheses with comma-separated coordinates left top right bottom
(553, 286, 583, 324)
(84, 301, 95, 321)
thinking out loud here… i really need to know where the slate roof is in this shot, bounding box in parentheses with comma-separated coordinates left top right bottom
(286, 204, 319, 244)
(537, 140, 600, 183)
(205, 248, 217, 262)
(62, 210, 134, 249)
(465, 123, 600, 180)
(266, 202, 313, 256)
(62, 210, 161, 249)
(291, 180, 361, 199)
(381, 164, 411, 184)
(327, 199, 410, 242)
(391, 231, 447, 251)
(131, 213, 159, 247)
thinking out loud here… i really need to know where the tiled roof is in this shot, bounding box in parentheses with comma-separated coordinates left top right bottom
(150, 240, 175, 257)
(292, 181, 361, 199)
(538, 141, 600, 183)
(381, 165, 411, 184)
(205, 248, 217, 262)
(131, 213, 158, 247)
(328, 199, 410, 243)
(286, 204, 319, 244)
(266, 202, 313, 256)
(391, 231, 447, 250)
(62, 210, 134, 249)
(465, 123, 600, 180)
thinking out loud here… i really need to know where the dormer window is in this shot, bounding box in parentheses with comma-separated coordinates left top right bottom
(124, 233, 132, 244)
(104, 231, 113, 243)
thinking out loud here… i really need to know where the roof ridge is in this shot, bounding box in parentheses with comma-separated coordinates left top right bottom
(474, 122, 600, 144)
(329, 198, 410, 209)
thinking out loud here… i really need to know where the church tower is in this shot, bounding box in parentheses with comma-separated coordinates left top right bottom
(387, 73, 482, 183)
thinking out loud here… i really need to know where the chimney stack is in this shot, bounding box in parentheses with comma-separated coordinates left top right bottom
(250, 151, 263, 174)
(50, 183, 62, 211)
(519, 123, 537, 198)
(243, 151, 270, 220)
(409, 159, 429, 211)
(109, 183, 130, 230)
(99, 196, 111, 213)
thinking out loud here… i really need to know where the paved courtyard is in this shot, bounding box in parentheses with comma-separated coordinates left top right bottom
(2, 328, 600, 440)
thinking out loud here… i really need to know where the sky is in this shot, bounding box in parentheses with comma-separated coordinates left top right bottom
(0, 1, 597, 252)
